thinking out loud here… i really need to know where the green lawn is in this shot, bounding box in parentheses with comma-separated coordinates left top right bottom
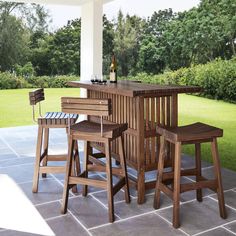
(0, 88, 80, 127)
(0, 89, 235, 171)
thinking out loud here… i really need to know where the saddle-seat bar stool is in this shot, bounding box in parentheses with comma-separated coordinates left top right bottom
(29, 88, 80, 193)
(153, 122, 227, 228)
(61, 97, 130, 222)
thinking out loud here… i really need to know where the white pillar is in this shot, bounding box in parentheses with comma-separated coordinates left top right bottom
(80, 0, 103, 97)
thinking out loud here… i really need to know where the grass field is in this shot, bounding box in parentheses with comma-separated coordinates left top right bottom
(0, 88, 235, 171)
(0, 88, 80, 127)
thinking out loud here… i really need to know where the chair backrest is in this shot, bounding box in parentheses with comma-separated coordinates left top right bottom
(61, 97, 112, 116)
(61, 97, 112, 136)
(29, 88, 45, 122)
(29, 88, 45, 105)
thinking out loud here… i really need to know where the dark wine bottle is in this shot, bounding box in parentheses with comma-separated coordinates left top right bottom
(109, 54, 117, 83)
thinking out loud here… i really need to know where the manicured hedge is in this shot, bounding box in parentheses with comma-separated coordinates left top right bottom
(1, 57, 236, 102)
(123, 57, 236, 103)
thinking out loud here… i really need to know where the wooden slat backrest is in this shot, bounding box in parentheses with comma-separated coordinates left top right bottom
(29, 88, 45, 105)
(61, 97, 112, 116)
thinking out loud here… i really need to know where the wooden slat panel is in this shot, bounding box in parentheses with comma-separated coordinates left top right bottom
(62, 103, 110, 111)
(151, 97, 156, 164)
(62, 96, 112, 117)
(62, 97, 110, 105)
(145, 98, 150, 165)
(69, 176, 107, 189)
(29, 88, 44, 105)
(167, 96, 171, 127)
(161, 97, 165, 125)
(29, 88, 44, 96)
(62, 108, 110, 116)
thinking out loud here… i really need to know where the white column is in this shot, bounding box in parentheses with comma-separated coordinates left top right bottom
(80, 0, 103, 97)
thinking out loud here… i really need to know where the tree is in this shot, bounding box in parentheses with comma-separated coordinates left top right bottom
(0, 2, 51, 72)
(0, 14, 29, 71)
(48, 19, 81, 75)
(103, 14, 114, 75)
(114, 10, 144, 76)
(139, 9, 174, 73)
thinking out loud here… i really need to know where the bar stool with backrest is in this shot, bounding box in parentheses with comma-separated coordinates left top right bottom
(61, 97, 130, 222)
(29, 88, 80, 193)
(153, 122, 227, 228)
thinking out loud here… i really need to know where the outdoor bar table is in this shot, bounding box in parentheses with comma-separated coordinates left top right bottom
(68, 80, 201, 204)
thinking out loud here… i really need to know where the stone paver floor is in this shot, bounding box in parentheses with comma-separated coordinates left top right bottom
(0, 126, 236, 236)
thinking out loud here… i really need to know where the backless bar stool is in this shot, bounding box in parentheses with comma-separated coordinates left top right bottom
(61, 97, 130, 222)
(29, 88, 80, 193)
(153, 122, 227, 228)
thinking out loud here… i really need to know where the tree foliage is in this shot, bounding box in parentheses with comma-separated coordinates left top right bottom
(0, 0, 235, 76)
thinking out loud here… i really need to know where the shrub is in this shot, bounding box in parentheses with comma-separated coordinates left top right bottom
(50, 75, 79, 88)
(0, 72, 30, 89)
(125, 57, 236, 103)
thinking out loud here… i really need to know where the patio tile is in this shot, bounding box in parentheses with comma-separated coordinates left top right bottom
(91, 189, 127, 205)
(179, 177, 213, 202)
(47, 214, 89, 236)
(19, 179, 65, 205)
(0, 214, 89, 236)
(1, 126, 236, 236)
(157, 197, 236, 235)
(187, 166, 236, 192)
(36, 201, 62, 219)
(224, 221, 236, 233)
(0, 229, 38, 235)
(197, 227, 235, 236)
(0, 152, 19, 162)
(0, 163, 35, 183)
(114, 194, 172, 219)
(181, 154, 212, 169)
(0, 157, 34, 168)
(67, 195, 111, 228)
(211, 190, 236, 209)
(90, 213, 185, 236)
(0, 140, 7, 149)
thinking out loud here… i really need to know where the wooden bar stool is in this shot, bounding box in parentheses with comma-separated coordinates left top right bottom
(61, 97, 130, 222)
(153, 122, 227, 228)
(29, 89, 80, 193)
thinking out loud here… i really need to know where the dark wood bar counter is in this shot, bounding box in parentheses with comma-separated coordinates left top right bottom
(68, 80, 201, 204)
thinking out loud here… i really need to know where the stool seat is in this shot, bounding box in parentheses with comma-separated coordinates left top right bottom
(38, 112, 78, 126)
(70, 121, 128, 139)
(157, 122, 223, 142)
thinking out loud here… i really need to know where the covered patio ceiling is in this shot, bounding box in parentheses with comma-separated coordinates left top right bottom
(3, 0, 115, 97)
(3, 0, 113, 6)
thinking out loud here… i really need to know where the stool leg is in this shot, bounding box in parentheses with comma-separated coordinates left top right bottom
(71, 153, 78, 194)
(32, 126, 43, 193)
(173, 142, 181, 228)
(82, 141, 91, 197)
(74, 140, 81, 176)
(195, 143, 202, 202)
(211, 138, 227, 219)
(61, 136, 74, 214)
(42, 128, 49, 178)
(105, 140, 114, 222)
(66, 132, 78, 193)
(153, 136, 166, 209)
(118, 136, 130, 203)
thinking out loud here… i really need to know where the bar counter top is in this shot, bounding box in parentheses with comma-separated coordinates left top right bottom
(68, 80, 201, 97)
